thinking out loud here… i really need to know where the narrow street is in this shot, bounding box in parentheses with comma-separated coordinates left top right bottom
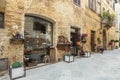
(17, 49, 120, 80)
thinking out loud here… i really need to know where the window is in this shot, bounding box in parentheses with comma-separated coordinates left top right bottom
(24, 16, 53, 49)
(73, 0, 80, 6)
(96, 1, 101, 14)
(89, 0, 93, 9)
(0, 13, 4, 28)
(89, 0, 96, 11)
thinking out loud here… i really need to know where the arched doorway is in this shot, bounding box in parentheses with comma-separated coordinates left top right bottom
(103, 29, 107, 49)
(24, 15, 54, 68)
(70, 27, 81, 56)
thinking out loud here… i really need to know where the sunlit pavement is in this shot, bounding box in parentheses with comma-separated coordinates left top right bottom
(17, 49, 120, 80)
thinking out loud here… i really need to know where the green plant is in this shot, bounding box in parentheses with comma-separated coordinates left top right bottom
(102, 11, 110, 18)
(12, 61, 22, 68)
(110, 39, 114, 42)
(114, 40, 119, 43)
(97, 38, 101, 44)
(66, 53, 72, 56)
(102, 11, 115, 27)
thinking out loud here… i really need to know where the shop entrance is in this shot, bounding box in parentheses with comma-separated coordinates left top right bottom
(24, 15, 53, 68)
(70, 27, 80, 56)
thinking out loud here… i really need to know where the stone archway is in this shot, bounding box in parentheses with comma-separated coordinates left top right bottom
(24, 14, 56, 67)
(103, 29, 107, 49)
(25, 13, 56, 24)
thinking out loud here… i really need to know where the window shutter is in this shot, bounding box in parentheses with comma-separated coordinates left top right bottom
(0, 13, 4, 28)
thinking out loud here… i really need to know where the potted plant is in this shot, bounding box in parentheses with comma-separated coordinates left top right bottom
(81, 33, 88, 43)
(114, 40, 119, 43)
(10, 32, 24, 44)
(110, 39, 115, 43)
(102, 11, 115, 29)
(10, 61, 25, 79)
(114, 40, 119, 49)
(64, 53, 74, 63)
(84, 51, 91, 58)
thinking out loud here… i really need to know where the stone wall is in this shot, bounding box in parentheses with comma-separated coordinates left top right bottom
(0, 0, 86, 63)
(84, 8, 101, 51)
(0, 0, 25, 64)
(0, 0, 118, 64)
(25, 0, 86, 61)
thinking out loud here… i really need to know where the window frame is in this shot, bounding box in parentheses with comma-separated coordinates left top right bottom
(73, 0, 81, 6)
(0, 12, 4, 29)
(25, 15, 54, 46)
(89, 0, 97, 12)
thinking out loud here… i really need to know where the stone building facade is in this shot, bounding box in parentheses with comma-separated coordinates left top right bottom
(0, 0, 118, 65)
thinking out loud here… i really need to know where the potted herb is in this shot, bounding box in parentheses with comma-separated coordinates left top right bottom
(64, 53, 74, 63)
(10, 61, 25, 79)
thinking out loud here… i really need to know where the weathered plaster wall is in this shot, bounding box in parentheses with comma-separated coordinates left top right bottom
(25, 0, 86, 61)
(0, 0, 25, 64)
(101, 0, 118, 49)
(84, 8, 101, 51)
(0, 0, 86, 63)
(0, 0, 118, 64)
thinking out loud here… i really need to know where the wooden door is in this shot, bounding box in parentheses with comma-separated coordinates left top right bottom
(91, 31, 95, 52)
(103, 30, 107, 49)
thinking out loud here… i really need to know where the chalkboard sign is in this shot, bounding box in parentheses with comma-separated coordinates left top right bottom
(0, 58, 8, 71)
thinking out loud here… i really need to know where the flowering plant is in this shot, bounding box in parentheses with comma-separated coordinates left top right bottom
(81, 33, 88, 43)
(12, 32, 24, 39)
(81, 33, 88, 40)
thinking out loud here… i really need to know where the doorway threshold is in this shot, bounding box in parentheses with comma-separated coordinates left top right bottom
(25, 63, 51, 70)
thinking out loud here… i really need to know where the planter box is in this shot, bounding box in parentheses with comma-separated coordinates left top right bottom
(10, 66, 25, 80)
(64, 55, 74, 63)
(84, 52, 91, 57)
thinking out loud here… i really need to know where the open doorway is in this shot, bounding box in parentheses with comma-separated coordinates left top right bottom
(70, 27, 80, 56)
(24, 15, 53, 68)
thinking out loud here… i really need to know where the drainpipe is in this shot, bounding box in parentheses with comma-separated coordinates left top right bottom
(100, 0, 102, 29)
(100, 0, 103, 47)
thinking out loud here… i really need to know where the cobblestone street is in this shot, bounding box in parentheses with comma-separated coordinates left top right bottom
(17, 49, 120, 80)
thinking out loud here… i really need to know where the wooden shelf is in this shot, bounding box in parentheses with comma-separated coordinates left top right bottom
(10, 38, 24, 44)
(57, 43, 71, 51)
